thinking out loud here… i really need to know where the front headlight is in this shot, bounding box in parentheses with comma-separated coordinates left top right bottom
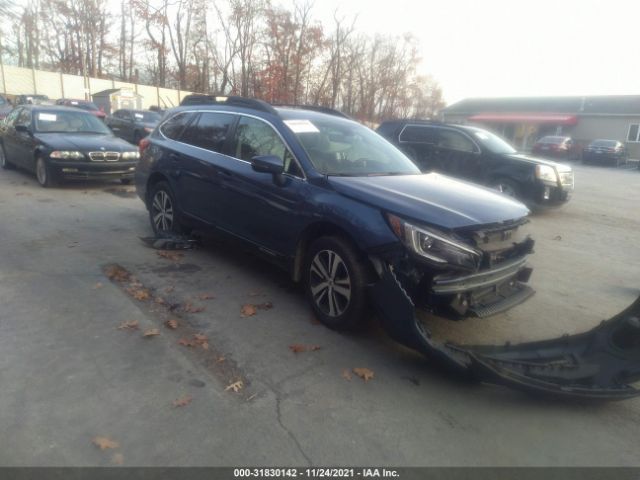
(386, 213, 482, 271)
(50, 150, 84, 159)
(122, 151, 140, 160)
(535, 164, 558, 185)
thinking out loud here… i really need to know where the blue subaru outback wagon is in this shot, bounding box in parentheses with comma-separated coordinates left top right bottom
(135, 96, 534, 331)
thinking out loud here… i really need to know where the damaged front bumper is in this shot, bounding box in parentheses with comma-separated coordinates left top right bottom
(371, 264, 640, 400)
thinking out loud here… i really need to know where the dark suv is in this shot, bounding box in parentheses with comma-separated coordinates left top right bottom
(377, 120, 574, 209)
(136, 97, 535, 329)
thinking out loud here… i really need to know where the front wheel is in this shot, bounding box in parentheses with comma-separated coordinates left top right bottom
(304, 236, 371, 331)
(0, 145, 14, 170)
(35, 157, 56, 188)
(491, 178, 519, 199)
(148, 181, 183, 236)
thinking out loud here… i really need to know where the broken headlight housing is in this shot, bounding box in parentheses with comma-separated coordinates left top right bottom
(386, 213, 482, 271)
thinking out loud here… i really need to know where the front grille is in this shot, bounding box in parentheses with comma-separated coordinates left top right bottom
(88, 151, 120, 162)
(559, 171, 574, 189)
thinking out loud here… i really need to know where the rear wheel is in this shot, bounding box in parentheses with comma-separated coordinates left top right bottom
(35, 156, 56, 188)
(0, 144, 14, 170)
(148, 181, 183, 236)
(304, 236, 371, 331)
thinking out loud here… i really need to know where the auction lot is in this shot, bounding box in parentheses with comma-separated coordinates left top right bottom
(0, 163, 639, 466)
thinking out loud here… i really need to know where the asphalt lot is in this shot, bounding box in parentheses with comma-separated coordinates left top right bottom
(0, 163, 639, 467)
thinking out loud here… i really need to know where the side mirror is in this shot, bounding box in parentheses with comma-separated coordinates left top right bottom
(251, 155, 284, 175)
(15, 124, 30, 133)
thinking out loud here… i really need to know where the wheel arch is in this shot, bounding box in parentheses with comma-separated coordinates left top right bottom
(291, 221, 370, 283)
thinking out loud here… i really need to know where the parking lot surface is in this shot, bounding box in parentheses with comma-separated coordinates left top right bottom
(0, 164, 639, 466)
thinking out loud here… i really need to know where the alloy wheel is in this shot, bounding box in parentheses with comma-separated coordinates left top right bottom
(309, 249, 352, 317)
(151, 190, 174, 233)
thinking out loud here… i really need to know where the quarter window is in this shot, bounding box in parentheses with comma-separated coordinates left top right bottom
(627, 124, 640, 142)
(181, 112, 234, 153)
(233, 116, 302, 177)
(160, 112, 194, 140)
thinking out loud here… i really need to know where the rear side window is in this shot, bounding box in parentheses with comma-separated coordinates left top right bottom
(399, 125, 435, 144)
(160, 112, 194, 140)
(181, 112, 234, 153)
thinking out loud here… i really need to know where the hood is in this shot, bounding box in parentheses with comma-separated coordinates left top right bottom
(504, 153, 571, 170)
(328, 173, 529, 230)
(35, 133, 137, 152)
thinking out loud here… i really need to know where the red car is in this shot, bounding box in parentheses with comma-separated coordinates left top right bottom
(55, 99, 106, 120)
(531, 135, 581, 160)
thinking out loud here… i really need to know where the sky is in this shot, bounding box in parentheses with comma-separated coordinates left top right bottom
(291, 0, 640, 105)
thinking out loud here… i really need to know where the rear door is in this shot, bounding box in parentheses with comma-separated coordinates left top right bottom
(2, 108, 23, 164)
(398, 125, 440, 171)
(12, 108, 35, 169)
(170, 111, 236, 224)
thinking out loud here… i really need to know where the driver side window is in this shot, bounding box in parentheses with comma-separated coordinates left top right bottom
(233, 116, 302, 177)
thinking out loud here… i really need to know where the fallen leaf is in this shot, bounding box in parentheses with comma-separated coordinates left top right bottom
(112, 453, 124, 465)
(353, 367, 374, 382)
(117, 320, 139, 331)
(225, 380, 244, 393)
(216, 356, 226, 363)
(193, 333, 209, 350)
(129, 288, 151, 301)
(183, 302, 205, 313)
(289, 344, 307, 353)
(197, 293, 215, 300)
(240, 304, 257, 317)
(155, 296, 166, 305)
(172, 395, 193, 408)
(92, 436, 119, 450)
(104, 264, 130, 282)
(178, 338, 196, 347)
(342, 369, 352, 381)
(156, 250, 184, 262)
(309, 345, 322, 351)
(93, 282, 103, 289)
(256, 301, 273, 310)
(143, 328, 160, 337)
(165, 319, 179, 329)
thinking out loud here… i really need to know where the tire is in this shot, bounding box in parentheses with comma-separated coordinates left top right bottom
(0, 144, 14, 170)
(304, 236, 371, 331)
(148, 181, 183, 236)
(491, 178, 520, 199)
(35, 156, 56, 188)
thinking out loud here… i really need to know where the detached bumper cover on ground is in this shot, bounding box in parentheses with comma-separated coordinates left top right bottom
(372, 264, 640, 400)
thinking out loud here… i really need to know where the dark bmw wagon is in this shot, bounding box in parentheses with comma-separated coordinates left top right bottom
(136, 97, 535, 329)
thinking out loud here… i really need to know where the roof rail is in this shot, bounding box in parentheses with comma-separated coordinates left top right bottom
(273, 104, 352, 119)
(180, 94, 277, 115)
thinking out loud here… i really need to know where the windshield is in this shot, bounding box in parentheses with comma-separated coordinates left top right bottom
(285, 116, 420, 176)
(467, 127, 517, 154)
(133, 111, 161, 123)
(34, 110, 112, 134)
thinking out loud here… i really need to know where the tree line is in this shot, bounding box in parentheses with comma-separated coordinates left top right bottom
(1, 0, 445, 123)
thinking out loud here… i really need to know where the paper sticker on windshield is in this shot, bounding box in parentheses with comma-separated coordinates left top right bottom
(38, 113, 57, 122)
(284, 119, 319, 133)
(134, 113, 144, 119)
